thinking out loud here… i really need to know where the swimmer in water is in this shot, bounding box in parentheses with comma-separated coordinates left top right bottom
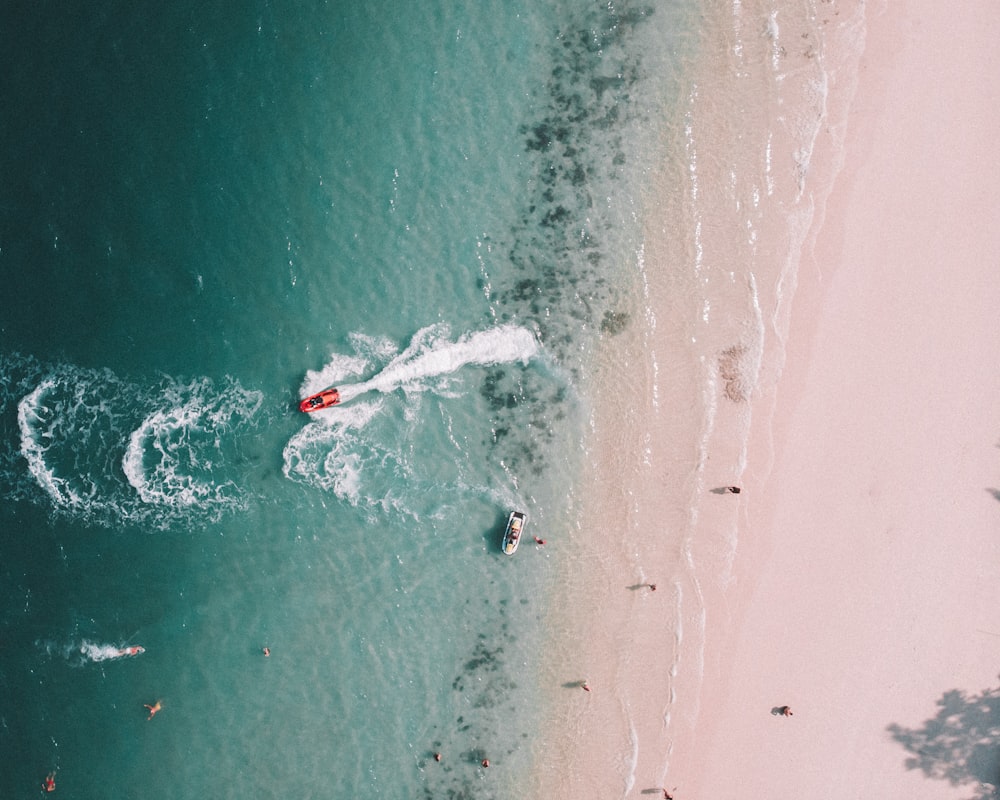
(43, 772, 56, 792)
(117, 645, 145, 657)
(144, 700, 163, 720)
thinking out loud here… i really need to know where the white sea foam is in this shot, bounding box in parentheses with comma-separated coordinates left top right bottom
(36, 638, 144, 665)
(79, 640, 145, 662)
(282, 399, 384, 504)
(15, 363, 264, 527)
(123, 379, 264, 510)
(284, 324, 541, 511)
(17, 379, 74, 509)
(299, 351, 371, 397)
(332, 323, 538, 404)
(124, 405, 206, 506)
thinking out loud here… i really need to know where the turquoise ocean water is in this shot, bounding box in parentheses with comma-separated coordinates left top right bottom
(0, 1, 702, 797)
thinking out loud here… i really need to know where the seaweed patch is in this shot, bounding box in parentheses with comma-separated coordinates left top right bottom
(420, 627, 522, 799)
(719, 343, 754, 403)
(482, 2, 656, 477)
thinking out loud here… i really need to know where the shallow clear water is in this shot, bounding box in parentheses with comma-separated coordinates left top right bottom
(0, 1, 705, 796)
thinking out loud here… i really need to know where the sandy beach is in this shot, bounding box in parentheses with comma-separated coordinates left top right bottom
(673, 0, 1000, 797)
(535, 0, 1000, 798)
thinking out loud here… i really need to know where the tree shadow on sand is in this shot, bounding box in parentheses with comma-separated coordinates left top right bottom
(887, 679, 1000, 799)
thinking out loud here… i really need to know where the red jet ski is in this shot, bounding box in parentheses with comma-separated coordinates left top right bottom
(299, 388, 340, 413)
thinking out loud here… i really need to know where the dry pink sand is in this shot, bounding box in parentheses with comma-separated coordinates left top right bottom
(533, 1, 1000, 798)
(666, 1, 1000, 798)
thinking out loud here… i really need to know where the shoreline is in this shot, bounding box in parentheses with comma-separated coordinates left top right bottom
(530, 0, 859, 793)
(533, 0, 1000, 797)
(675, 0, 1000, 797)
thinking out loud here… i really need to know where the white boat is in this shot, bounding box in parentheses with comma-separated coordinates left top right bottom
(502, 511, 526, 555)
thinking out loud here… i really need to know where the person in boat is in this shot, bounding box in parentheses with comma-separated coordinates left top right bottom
(309, 396, 324, 408)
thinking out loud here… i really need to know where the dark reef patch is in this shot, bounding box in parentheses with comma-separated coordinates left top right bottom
(600, 310, 630, 336)
(477, 3, 656, 485)
(420, 624, 522, 799)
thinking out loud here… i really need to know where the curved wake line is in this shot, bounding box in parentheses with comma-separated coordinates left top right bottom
(17, 379, 74, 508)
(335, 324, 538, 403)
(13, 362, 265, 528)
(284, 324, 541, 512)
(122, 385, 264, 509)
(123, 405, 206, 505)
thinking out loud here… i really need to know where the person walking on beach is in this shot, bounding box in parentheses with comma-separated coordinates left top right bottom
(779, 705, 793, 716)
(144, 700, 163, 720)
(727, 486, 741, 494)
